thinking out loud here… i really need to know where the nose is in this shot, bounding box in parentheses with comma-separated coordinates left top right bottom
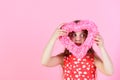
(75, 36, 81, 41)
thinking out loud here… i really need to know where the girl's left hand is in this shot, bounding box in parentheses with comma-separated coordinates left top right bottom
(94, 34, 104, 48)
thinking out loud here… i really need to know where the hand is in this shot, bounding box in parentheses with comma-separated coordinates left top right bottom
(94, 34, 104, 48)
(53, 24, 67, 39)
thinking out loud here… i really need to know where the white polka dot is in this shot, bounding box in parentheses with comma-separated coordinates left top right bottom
(82, 75, 85, 77)
(78, 58, 81, 61)
(83, 59, 86, 61)
(64, 66, 66, 68)
(76, 65, 78, 67)
(86, 62, 89, 65)
(70, 64, 72, 67)
(88, 65, 90, 67)
(73, 66, 76, 68)
(81, 62, 84, 64)
(91, 65, 94, 68)
(66, 73, 69, 76)
(73, 58, 76, 60)
(65, 60, 68, 63)
(74, 61, 78, 64)
(83, 71, 87, 74)
(75, 75, 79, 78)
(74, 71, 77, 73)
(87, 67, 90, 70)
(66, 57, 68, 60)
(67, 74, 69, 76)
(78, 71, 82, 74)
(76, 69, 79, 71)
(84, 78, 87, 80)
(65, 70, 67, 72)
(91, 71, 93, 73)
(78, 68, 81, 70)
(87, 76, 89, 78)
(67, 77, 70, 80)
(82, 65, 86, 68)
(66, 64, 69, 67)
(67, 70, 70, 73)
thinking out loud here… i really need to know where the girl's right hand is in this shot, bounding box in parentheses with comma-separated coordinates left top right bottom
(53, 24, 67, 39)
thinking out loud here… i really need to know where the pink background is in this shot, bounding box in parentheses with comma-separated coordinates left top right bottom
(0, 0, 120, 80)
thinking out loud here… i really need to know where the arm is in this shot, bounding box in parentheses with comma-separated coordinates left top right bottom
(41, 24, 67, 67)
(94, 34, 114, 76)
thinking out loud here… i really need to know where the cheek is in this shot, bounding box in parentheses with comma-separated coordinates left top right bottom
(82, 38, 86, 42)
(70, 37, 75, 42)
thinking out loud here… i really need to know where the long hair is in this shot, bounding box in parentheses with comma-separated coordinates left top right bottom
(63, 47, 95, 57)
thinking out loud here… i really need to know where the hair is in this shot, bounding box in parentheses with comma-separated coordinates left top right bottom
(63, 47, 95, 57)
(74, 20, 81, 23)
(63, 20, 95, 57)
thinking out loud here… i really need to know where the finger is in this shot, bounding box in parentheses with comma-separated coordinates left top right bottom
(58, 23, 66, 29)
(58, 29, 67, 33)
(94, 35, 102, 40)
(59, 32, 67, 36)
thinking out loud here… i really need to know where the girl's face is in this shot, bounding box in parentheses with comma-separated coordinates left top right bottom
(68, 30, 88, 46)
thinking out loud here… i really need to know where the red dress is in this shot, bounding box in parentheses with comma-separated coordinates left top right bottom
(63, 53, 96, 80)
